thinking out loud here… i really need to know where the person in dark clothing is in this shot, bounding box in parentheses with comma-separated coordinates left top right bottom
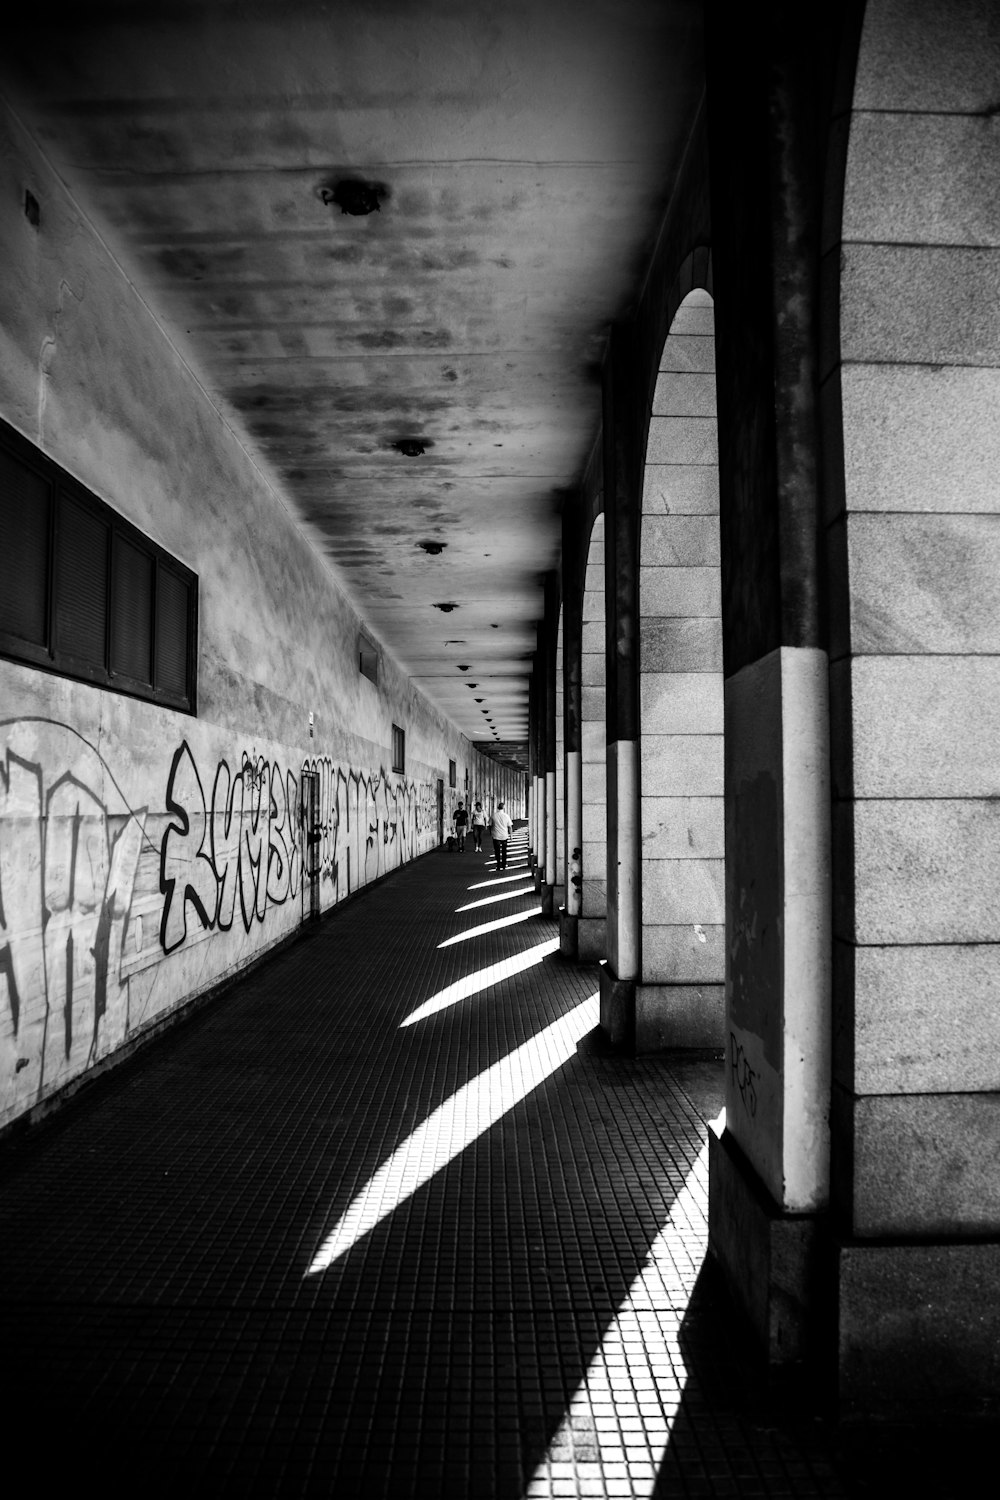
(453, 801, 468, 851)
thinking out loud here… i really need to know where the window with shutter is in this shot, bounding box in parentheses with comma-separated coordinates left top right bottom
(0, 416, 197, 713)
(111, 533, 153, 685)
(56, 492, 109, 674)
(156, 564, 190, 700)
(0, 444, 50, 652)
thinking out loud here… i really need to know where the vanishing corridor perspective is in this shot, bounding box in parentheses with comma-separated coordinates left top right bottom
(1, 1, 998, 1492)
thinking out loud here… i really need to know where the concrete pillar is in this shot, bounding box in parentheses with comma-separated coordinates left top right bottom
(531, 648, 545, 884)
(560, 493, 586, 957)
(541, 573, 558, 916)
(704, 0, 835, 1374)
(554, 610, 565, 906)
(600, 323, 642, 1042)
(529, 663, 541, 872)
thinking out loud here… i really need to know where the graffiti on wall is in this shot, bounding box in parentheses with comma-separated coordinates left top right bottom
(0, 719, 151, 1105)
(159, 745, 436, 954)
(159, 741, 302, 953)
(299, 755, 436, 896)
(729, 1030, 758, 1121)
(1, 718, 438, 1123)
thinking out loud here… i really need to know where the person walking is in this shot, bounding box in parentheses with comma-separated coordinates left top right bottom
(490, 800, 513, 870)
(470, 799, 487, 853)
(453, 800, 468, 852)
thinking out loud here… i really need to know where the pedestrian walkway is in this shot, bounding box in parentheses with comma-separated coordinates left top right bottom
(0, 825, 851, 1498)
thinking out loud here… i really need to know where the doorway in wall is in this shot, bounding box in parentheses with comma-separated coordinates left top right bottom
(300, 768, 321, 920)
(436, 778, 445, 845)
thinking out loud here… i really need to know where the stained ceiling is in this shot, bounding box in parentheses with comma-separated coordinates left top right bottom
(1, 1, 704, 750)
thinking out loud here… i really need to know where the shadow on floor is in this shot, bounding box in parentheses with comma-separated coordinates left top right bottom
(0, 841, 854, 1497)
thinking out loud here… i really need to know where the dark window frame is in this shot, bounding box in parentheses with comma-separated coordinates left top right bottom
(0, 418, 198, 714)
(448, 758, 456, 788)
(391, 723, 405, 775)
(358, 631, 378, 685)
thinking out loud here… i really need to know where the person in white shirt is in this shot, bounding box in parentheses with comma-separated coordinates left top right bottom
(490, 801, 513, 870)
(470, 800, 487, 852)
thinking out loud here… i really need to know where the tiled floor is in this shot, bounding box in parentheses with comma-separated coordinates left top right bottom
(0, 826, 852, 1498)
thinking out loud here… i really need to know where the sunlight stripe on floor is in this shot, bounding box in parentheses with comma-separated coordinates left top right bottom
(400, 938, 560, 1027)
(467, 872, 537, 890)
(523, 1139, 711, 1500)
(455, 885, 537, 913)
(437, 906, 541, 947)
(306, 990, 599, 1274)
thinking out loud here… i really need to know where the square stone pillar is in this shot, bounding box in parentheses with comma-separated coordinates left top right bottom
(709, 646, 832, 1363)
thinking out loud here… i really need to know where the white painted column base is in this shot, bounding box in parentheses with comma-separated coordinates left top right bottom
(723, 645, 831, 1213)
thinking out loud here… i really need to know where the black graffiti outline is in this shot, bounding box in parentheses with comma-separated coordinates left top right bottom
(730, 1030, 758, 1120)
(159, 741, 218, 954)
(160, 741, 302, 955)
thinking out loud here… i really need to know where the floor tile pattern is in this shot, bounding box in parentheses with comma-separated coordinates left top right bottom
(0, 827, 851, 1497)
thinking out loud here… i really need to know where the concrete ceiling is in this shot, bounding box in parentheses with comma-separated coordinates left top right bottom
(1, 1, 703, 748)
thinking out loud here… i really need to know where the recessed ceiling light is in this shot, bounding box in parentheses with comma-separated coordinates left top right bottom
(317, 177, 387, 216)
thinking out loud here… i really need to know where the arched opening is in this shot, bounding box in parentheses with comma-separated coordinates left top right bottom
(579, 514, 607, 960)
(636, 288, 724, 1048)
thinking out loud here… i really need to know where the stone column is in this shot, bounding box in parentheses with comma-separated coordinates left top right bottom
(560, 502, 584, 958)
(704, 0, 834, 1371)
(600, 323, 642, 1043)
(541, 573, 558, 916)
(555, 610, 565, 907)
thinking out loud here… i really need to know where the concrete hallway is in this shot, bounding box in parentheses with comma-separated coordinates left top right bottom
(0, 827, 850, 1498)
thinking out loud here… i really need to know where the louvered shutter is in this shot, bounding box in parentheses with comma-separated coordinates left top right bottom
(111, 534, 153, 684)
(0, 444, 50, 649)
(155, 563, 190, 700)
(56, 492, 109, 671)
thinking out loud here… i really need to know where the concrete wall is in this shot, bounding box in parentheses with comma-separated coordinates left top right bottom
(0, 101, 516, 1132)
(829, 0, 1000, 1231)
(826, 0, 1000, 1420)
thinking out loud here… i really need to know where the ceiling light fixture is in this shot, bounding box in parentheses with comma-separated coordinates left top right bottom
(318, 178, 386, 216)
(394, 438, 426, 457)
(434, 603, 458, 613)
(419, 540, 446, 554)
